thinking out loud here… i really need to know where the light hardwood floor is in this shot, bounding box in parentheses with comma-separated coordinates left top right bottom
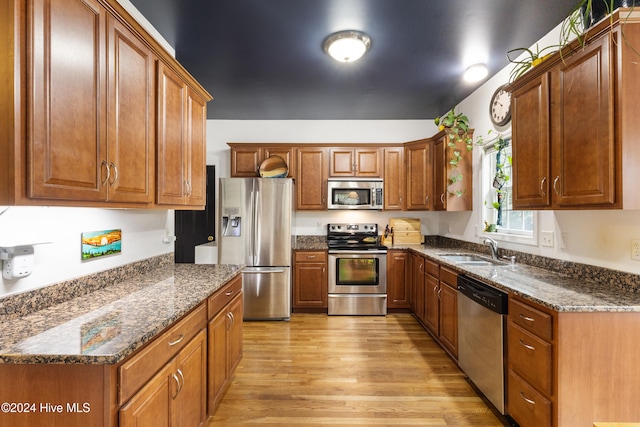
(207, 314, 507, 426)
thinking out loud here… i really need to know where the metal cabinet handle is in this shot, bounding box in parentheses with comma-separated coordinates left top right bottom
(433, 285, 439, 298)
(176, 368, 184, 393)
(519, 313, 535, 324)
(168, 334, 184, 346)
(425, 195, 429, 205)
(100, 160, 110, 186)
(519, 391, 536, 405)
(519, 339, 536, 351)
(419, 262, 424, 274)
(552, 176, 560, 195)
(227, 311, 235, 329)
(306, 255, 316, 259)
(172, 373, 180, 399)
(440, 193, 445, 203)
(539, 177, 547, 196)
(109, 162, 118, 186)
(437, 287, 442, 300)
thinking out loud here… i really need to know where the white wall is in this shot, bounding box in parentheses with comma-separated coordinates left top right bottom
(0, 207, 174, 297)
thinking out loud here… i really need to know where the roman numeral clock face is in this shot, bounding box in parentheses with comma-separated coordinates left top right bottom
(490, 84, 512, 126)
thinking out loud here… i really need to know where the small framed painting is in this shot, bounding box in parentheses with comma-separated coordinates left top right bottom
(81, 229, 122, 260)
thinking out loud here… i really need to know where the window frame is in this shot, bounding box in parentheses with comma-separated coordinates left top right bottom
(479, 132, 538, 246)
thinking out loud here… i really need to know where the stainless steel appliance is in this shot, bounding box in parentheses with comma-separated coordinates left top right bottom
(327, 179, 383, 210)
(457, 274, 508, 414)
(218, 178, 293, 320)
(327, 223, 387, 315)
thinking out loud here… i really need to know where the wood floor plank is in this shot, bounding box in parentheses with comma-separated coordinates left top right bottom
(207, 314, 507, 426)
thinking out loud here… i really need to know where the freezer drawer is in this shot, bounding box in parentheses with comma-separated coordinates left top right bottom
(242, 267, 291, 320)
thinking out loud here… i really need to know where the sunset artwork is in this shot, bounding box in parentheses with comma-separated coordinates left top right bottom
(81, 229, 122, 260)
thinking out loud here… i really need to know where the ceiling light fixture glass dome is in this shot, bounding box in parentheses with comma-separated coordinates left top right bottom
(463, 63, 489, 82)
(323, 30, 371, 63)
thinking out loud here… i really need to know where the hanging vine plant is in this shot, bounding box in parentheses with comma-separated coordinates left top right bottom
(476, 132, 511, 232)
(434, 109, 474, 197)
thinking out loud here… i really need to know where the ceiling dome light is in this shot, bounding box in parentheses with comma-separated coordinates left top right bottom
(463, 63, 489, 83)
(323, 30, 371, 63)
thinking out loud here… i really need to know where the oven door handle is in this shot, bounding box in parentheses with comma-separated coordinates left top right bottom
(328, 250, 388, 255)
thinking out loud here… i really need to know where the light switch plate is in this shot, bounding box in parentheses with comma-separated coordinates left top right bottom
(631, 238, 640, 261)
(541, 231, 554, 247)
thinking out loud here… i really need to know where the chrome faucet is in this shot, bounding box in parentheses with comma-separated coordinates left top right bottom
(483, 237, 499, 260)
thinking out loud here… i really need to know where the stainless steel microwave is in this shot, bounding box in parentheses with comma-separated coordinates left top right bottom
(327, 179, 383, 210)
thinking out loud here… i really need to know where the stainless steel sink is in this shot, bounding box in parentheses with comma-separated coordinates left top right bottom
(438, 253, 501, 266)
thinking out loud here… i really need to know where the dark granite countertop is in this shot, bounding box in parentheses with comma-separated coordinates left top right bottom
(0, 263, 243, 364)
(391, 244, 640, 313)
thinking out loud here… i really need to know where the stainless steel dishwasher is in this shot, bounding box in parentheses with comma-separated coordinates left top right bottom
(457, 274, 508, 415)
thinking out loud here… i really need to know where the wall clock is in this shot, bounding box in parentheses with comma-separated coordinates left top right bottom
(489, 84, 512, 126)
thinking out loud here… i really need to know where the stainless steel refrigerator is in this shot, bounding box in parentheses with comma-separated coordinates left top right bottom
(218, 178, 293, 320)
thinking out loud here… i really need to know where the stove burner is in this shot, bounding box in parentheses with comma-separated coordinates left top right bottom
(327, 223, 387, 251)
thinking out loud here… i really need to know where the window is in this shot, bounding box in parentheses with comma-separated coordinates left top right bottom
(481, 134, 537, 245)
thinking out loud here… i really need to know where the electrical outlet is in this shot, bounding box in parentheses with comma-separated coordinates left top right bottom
(631, 239, 640, 261)
(541, 231, 554, 248)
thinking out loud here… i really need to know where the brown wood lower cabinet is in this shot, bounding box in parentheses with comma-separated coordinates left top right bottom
(506, 295, 640, 426)
(207, 276, 243, 415)
(386, 250, 409, 309)
(293, 250, 328, 309)
(120, 329, 207, 427)
(0, 275, 242, 427)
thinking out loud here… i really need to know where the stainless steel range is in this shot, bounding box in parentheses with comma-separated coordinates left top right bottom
(327, 223, 387, 316)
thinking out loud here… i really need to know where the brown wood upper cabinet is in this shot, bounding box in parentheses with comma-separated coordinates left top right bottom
(1, 0, 210, 208)
(296, 147, 329, 210)
(228, 144, 295, 178)
(383, 147, 405, 210)
(329, 147, 381, 177)
(26, 0, 154, 204)
(156, 63, 208, 208)
(405, 139, 432, 210)
(433, 131, 473, 211)
(510, 17, 640, 210)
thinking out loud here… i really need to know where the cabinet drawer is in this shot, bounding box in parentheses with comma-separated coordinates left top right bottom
(294, 251, 327, 263)
(439, 266, 457, 287)
(208, 275, 242, 319)
(119, 303, 207, 404)
(424, 258, 439, 278)
(509, 298, 553, 341)
(508, 322, 552, 395)
(507, 370, 552, 427)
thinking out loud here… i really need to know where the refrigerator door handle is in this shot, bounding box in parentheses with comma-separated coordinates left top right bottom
(243, 267, 286, 274)
(252, 185, 260, 266)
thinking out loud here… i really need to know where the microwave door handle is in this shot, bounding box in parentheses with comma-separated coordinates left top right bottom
(371, 188, 375, 207)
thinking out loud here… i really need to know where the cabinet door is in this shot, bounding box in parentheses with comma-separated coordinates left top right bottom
(120, 363, 173, 427)
(207, 306, 228, 414)
(264, 147, 295, 178)
(157, 62, 188, 205)
(107, 16, 155, 204)
(355, 148, 381, 177)
(405, 141, 432, 210)
(552, 34, 615, 207)
(329, 148, 355, 176)
(424, 274, 439, 335)
(175, 329, 207, 427)
(227, 293, 244, 375)
(383, 147, 404, 210)
(231, 146, 262, 177)
(294, 262, 328, 308)
(387, 250, 409, 308)
(186, 88, 207, 207)
(512, 73, 551, 209)
(410, 253, 425, 320)
(29, 0, 107, 201)
(439, 281, 458, 358)
(433, 137, 446, 211)
(296, 147, 328, 210)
